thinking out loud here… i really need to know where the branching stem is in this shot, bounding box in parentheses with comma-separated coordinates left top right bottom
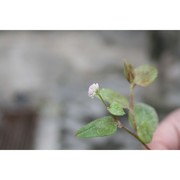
(97, 87, 150, 150)
(116, 120, 150, 150)
(122, 126, 150, 150)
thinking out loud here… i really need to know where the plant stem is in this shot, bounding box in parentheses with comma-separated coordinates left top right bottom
(115, 118, 150, 150)
(98, 93, 108, 108)
(129, 84, 137, 131)
(118, 123, 151, 150)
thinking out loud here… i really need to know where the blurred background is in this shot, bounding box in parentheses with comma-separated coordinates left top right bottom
(0, 30, 179, 150)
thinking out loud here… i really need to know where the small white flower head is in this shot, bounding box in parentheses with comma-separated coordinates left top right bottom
(88, 83, 99, 98)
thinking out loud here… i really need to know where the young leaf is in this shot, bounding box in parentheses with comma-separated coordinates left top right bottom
(98, 88, 128, 108)
(123, 61, 135, 83)
(133, 103, 159, 143)
(107, 102, 125, 116)
(76, 116, 117, 138)
(134, 64, 158, 86)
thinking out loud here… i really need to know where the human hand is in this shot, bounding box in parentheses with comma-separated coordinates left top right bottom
(148, 108, 180, 150)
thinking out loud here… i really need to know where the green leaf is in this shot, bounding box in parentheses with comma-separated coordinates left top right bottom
(76, 116, 117, 138)
(98, 88, 128, 108)
(107, 102, 125, 116)
(134, 64, 158, 86)
(134, 103, 159, 143)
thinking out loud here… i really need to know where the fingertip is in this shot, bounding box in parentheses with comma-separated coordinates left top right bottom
(149, 108, 180, 150)
(148, 141, 168, 150)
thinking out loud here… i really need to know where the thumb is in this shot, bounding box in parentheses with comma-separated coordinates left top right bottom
(148, 108, 180, 150)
